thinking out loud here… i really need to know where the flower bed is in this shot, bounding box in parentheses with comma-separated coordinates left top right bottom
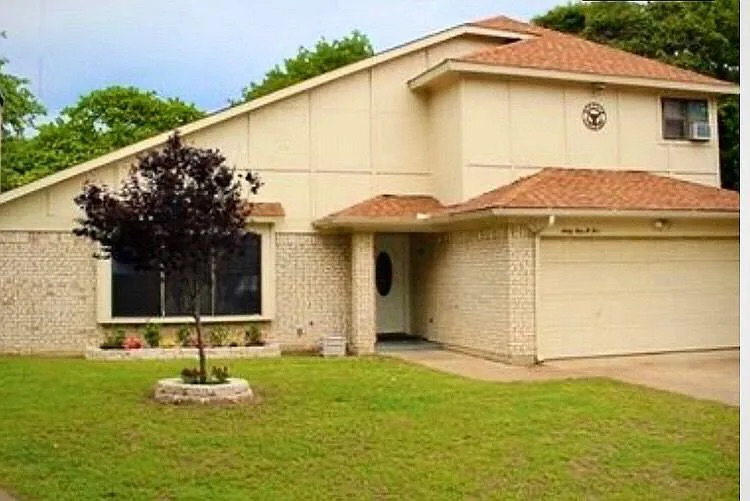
(85, 344, 281, 360)
(154, 377, 253, 404)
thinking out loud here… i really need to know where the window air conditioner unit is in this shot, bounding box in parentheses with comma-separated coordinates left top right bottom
(689, 121, 711, 141)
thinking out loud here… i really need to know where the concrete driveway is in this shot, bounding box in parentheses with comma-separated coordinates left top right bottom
(545, 349, 739, 406)
(386, 345, 738, 406)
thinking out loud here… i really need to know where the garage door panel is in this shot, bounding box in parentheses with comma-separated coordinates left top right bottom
(541, 262, 736, 295)
(538, 238, 739, 359)
(542, 238, 738, 263)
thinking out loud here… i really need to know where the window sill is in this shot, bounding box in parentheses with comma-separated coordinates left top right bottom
(98, 315, 272, 325)
(658, 138, 712, 146)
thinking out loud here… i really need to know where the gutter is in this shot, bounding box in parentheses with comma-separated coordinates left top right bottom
(313, 206, 738, 232)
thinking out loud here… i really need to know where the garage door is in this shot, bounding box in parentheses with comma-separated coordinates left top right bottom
(537, 238, 739, 360)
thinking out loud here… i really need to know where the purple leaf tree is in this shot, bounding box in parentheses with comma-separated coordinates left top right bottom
(74, 132, 262, 382)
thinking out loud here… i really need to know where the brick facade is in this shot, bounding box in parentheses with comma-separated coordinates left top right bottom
(0, 231, 353, 354)
(349, 233, 376, 354)
(411, 223, 536, 364)
(0, 231, 101, 353)
(0, 227, 535, 362)
(274, 233, 351, 349)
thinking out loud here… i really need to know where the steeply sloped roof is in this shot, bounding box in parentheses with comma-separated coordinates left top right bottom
(462, 16, 731, 87)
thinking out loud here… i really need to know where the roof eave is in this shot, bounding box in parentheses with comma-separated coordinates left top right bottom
(409, 59, 739, 95)
(487, 207, 739, 219)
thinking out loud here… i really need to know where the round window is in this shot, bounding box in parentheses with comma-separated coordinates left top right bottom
(375, 252, 393, 296)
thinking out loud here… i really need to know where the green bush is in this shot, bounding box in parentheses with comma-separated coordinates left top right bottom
(180, 367, 200, 384)
(209, 326, 229, 347)
(210, 366, 230, 383)
(244, 324, 264, 346)
(142, 323, 161, 348)
(100, 328, 126, 349)
(176, 326, 192, 347)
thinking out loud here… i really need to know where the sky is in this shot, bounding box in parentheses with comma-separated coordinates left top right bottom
(1, 0, 565, 117)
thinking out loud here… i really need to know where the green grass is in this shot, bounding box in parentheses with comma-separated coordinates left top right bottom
(0, 356, 738, 500)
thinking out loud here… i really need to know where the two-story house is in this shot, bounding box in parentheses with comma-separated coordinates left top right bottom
(0, 15, 739, 363)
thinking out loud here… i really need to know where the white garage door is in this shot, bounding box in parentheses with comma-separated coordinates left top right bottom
(537, 237, 739, 360)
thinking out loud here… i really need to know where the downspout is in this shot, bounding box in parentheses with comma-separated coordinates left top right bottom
(533, 215, 555, 363)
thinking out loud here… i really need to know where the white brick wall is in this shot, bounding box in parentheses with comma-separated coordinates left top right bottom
(0, 231, 353, 354)
(411, 223, 536, 364)
(275, 233, 351, 348)
(0, 231, 101, 353)
(350, 233, 376, 354)
(0, 227, 535, 362)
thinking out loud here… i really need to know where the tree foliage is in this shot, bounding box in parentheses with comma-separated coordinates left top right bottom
(534, 0, 740, 190)
(0, 32, 47, 139)
(238, 30, 373, 102)
(2, 86, 205, 191)
(74, 133, 262, 382)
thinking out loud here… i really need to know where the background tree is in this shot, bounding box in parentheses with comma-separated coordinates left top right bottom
(2, 86, 205, 190)
(74, 133, 262, 382)
(238, 30, 373, 102)
(534, 0, 740, 190)
(0, 31, 47, 191)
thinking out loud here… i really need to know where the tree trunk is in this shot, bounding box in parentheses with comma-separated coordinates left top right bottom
(193, 296, 207, 384)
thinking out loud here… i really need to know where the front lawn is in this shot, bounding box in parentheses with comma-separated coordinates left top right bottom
(0, 356, 738, 500)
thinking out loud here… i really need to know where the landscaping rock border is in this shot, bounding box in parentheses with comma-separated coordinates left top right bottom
(154, 377, 253, 404)
(85, 344, 281, 360)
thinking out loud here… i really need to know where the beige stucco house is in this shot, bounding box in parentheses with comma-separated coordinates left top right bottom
(0, 15, 740, 363)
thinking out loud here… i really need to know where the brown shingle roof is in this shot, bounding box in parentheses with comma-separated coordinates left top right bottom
(326, 194, 443, 218)
(470, 15, 549, 36)
(450, 168, 739, 214)
(318, 169, 738, 227)
(464, 16, 731, 86)
(243, 202, 285, 217)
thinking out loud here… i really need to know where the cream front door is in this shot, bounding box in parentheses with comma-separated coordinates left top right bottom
(375, 234, 409, 334)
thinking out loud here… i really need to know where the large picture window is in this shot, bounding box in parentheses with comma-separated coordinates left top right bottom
(110, 233, 262, 318)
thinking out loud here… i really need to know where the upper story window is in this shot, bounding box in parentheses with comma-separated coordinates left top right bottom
(111, 233, 262, 318)
(661, 97, 709, 140)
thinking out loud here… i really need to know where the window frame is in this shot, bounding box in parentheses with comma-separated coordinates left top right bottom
(97, 224, 275, 324)
(659, 96, 710, 142)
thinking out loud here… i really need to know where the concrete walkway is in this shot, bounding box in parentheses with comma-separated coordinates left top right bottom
(386, 347, 739, 406)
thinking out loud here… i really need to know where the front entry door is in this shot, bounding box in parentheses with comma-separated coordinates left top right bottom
(375, 234, 409, 334)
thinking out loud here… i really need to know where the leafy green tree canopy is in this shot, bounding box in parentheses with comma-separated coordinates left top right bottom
(238, 30, 373, 102)
(2, 86, 204, 190)
(0, 32, 46, 138)
(534, 0, 739, 189)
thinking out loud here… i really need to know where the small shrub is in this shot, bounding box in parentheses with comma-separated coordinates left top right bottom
(123, 336, 143, 350)
(142, 323, 161, 348)
(176, 326, 192, 347)
(180, 367, 200, 384)
(100, 328, 126, 349)
(209, 326, 229, 347)
(244, 324, 264, 346)
(210, 366, 230, 384)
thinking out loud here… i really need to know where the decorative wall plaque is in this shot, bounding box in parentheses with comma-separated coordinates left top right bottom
(582, 101, 607, 130)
